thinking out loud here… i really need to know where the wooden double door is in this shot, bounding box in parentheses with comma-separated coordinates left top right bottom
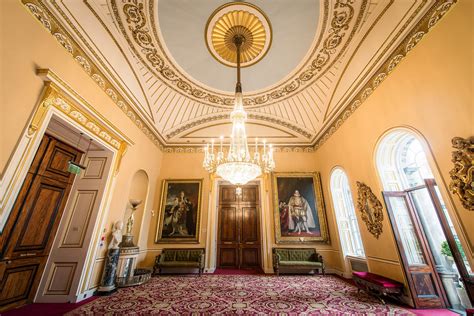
(217, 185, 261, 269)
(0, 135, 81, 311)
(383, 179, 474, 309)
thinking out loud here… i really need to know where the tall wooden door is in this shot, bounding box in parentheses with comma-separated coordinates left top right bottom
(383, 191, 447, 309)
(35, 150, 112, 303)
(217, 185, 260, 269)
(0, 135, 81, 311)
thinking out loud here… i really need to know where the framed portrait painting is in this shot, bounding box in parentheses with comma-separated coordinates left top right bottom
(273, 172, 329, 243)
(155, 179, 202, 243)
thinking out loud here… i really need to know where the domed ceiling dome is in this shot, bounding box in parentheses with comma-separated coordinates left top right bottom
(22, 0, 449, 151)
(157, 0, 319, 93)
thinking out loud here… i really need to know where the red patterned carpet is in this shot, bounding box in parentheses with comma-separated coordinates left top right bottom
(67, 274, 414, 315)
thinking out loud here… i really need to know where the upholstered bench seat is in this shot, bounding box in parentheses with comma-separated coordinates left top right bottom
(158, 261, 201, 267)
(273, 248, 324, 276)
(154, 248, 205, 276)
(352, 271, 403, 304)
(279, 261, 323, 267)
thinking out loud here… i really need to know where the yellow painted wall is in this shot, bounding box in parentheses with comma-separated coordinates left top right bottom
(0, 0, 472, 300)
(312, 0, 473, 284)
(0, 0, 163, 289)
(143, 151, 342, 273)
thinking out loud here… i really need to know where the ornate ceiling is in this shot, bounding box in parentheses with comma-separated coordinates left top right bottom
(21, 0, 456, 151)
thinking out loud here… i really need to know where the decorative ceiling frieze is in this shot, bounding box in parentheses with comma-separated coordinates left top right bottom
(20, 0, 457, 153)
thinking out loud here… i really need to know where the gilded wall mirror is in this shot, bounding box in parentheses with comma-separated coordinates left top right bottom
(356, 182, 384, 239)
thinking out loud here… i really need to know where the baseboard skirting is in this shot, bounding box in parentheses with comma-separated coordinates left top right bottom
(75, 288, 97, 303)
(325, 268, 350, 278)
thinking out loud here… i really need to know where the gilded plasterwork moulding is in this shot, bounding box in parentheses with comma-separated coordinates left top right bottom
(22, 0, 165, 150)
(29, 81, 130, 175)
(166, 113, 313, 140)
(112, 0, 364, 108)
(356, 182, 384, 239)
(21, 0, 457, 153)
(449, 136, 474, 211)
(314, 0, 457, 151)
(162, 146, 314, 154)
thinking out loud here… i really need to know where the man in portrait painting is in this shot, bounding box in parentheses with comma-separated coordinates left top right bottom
(288, 190, 317, 234)
(164, 191, 193, 236)
(161, 184, 199, 238)
(277, 177, 321, 237)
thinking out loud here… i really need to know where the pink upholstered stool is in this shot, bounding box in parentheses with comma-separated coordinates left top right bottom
(352, 271, 403, 304)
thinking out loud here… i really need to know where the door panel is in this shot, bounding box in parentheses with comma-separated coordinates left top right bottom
(36, 150, 112, 303)
(220, 207, 238, 243)
(383, 192, 446, 308)
(0, 257, 44, 307)
(241, 248, 259, 268)
(12, 178, 68, 254)
(217, 185, 260, 269)
(0, 135, 81, 311)
(218, 248, 238, 267)
(241, 207, 258, 243)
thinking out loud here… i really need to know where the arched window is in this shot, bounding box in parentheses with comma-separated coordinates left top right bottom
(330, 168, 365, 258)
(376, 129, 472, 310)
(376, 130, 434, 191)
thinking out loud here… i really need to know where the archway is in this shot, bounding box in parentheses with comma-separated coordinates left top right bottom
(126, 170, 150, 246)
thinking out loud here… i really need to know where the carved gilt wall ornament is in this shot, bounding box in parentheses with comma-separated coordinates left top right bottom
(356, 182, 384, 239)
(449, 136, 474, 211)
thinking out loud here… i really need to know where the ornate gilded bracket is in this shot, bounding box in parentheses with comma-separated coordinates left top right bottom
(356, 182, 384, 239)
(449, 136, 474, 211)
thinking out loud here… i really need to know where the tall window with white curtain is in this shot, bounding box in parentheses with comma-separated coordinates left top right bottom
(330, 168, 365, 258)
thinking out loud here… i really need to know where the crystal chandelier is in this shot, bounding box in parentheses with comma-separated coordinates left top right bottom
(202, 35, 275, 185)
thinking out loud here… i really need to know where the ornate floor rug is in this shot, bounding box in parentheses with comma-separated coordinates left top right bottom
(68, 275, 413, 315)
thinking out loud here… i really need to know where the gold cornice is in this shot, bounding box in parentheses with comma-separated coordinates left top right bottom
(22, 0, 165, 150)
(312, 0, 458, 151)
(20, 0, 458, 153)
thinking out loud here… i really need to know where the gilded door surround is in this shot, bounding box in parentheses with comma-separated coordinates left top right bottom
(20, 0, 457, 152)
(0, 69, 132, 300)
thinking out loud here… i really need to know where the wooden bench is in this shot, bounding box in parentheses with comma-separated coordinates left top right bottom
(352, 271, 403, 304)
(153, 248, 205, 276)
(272, 248, 324, 276)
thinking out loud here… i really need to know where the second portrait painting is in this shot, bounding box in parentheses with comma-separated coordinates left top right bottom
(155, 179, 202, 243)
(273, 172, 329, 243)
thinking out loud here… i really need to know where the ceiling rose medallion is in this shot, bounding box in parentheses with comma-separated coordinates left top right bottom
(203, 2, 275, 186)
(205, 2, 272, 68)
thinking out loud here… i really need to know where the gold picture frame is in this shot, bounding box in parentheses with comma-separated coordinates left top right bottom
(273, 172, 329, 244)
(155, 179, 202, 243)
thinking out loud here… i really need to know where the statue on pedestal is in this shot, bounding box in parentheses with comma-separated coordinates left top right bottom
(96, 221, 123, 295)
(121, 199, 142, 247)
